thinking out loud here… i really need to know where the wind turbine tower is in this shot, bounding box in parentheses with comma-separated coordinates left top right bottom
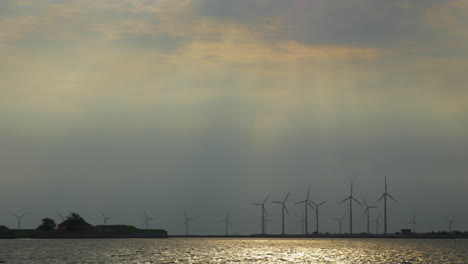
(272, 192, 290, 235)
(333, 216, 345, 234)
(11, 213, 27, 230)
(339, 181, 362, 234)
(362, 198, 378, 234)
(218, 212, 232, 236)
(143, 211, 155, 230)
(408, 216, 416, 234)
(295, 187, 314, 235)
(251, 195, 269, 235)
(184, 211, 195, 236)
(371, 215, 381, 234)
(377, 177, 398, 235)
(445, 217, 455, 233)
(310, 200, 327, 234)
(296, 213, 306, 235)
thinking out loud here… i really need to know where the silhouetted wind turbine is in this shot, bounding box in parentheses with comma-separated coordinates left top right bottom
(184, 211, 195, 236)
(57, 212, 66, 222)
(408, 216, 416, 234)
(101, 211, 115, 225)
(339, 181, 362, 234)
(296, 213, 307, 235)
(295, 187, 314, 235)
(376, 177, 398, 234)
(362, 198, 378, 234)
(218, 212, 232, 236)
(143, 211, 155, 229)
(11, 213, 27, 230)
(310, 200, 327, 234)
(445, 217, 455, 233)
(252, 195, 269, 235)
(333, 216, 345, 234)
(371, 215, 381, 234)
(272, 192, 290, 235)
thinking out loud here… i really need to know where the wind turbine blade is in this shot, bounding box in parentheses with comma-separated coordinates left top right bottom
(144, 211, 148, 218)
(284, 192, 291, 202)
(306, 187, 310, 200)
(376, 195, 384, 202)
(184, 211, 188, 218)
(284, 205, 289, 215)
(307, 201, 315, 209)
(263, 195, 270, 204)
(387, 193, 398, 203)
(351, 181, 353, 195)
(319, 201, 327, 206)
(362, 198, 368, 207)
(263, 208, 268, 216)
(363, 208, 368, 216)
(339, 197, 350, 204)
(352, 197, 363, 206)
(252, 203, 262, 206)
(271, 201, 282, 204)
(295, 200, 306, 205)
(310, 200, 318, 207)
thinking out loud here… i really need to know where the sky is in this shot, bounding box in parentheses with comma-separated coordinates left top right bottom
(1, 0, 467, 235)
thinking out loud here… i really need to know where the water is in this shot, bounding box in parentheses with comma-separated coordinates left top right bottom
(0, 238, 467, 263)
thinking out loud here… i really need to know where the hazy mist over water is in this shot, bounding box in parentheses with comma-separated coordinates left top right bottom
(1, 0, 468, 236)
(1, 238, 467, 264)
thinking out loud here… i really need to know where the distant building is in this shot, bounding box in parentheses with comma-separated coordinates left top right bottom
(0, 225, 11, 232)
(58, 220, 93, 232)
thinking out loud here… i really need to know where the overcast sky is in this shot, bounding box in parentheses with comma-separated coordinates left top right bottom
(1, 0, 467, 235)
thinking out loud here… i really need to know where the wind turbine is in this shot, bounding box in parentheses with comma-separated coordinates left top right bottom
(296, 213, 306, 235)
(101, 211, 115, 225)
(339, 181, 362, 234)
(371, 215, 381, 234)
(408, 216, 416, 234)
(143, 211, 155, 230)
(184, 211, 195, 236)
(56, 212, 66, 222)
(333, 216, 345, 234)
(376, 177, 398, 234)
(218, 212, 232, 236)
(10, 213, 27, 230)
(310, 200, 327, 234)
(445, 217, 455, 233)
(295, 187, 314, 235)
(251, 195, 269, 235)
(362, 198, 378, 234)
(271, 192, 290, 235)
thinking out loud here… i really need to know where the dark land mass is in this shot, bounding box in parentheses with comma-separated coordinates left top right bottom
(0, 225, 167, 239)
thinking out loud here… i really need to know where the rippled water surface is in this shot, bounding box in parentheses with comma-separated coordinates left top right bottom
(1, 238, 467, 263)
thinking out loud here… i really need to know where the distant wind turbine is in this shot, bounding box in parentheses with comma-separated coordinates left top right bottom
(333, 216, 345, 234)
(295, 187, 314, 235)
(339, 181, 362, 234)
(10, 213, 27, 230)
(376, 177, 398, 234)
(371, 215, 381, 234)
(296, 213, 307, 235)
(184, 211, 195, 236)
(272, 192, 290, 235)
(101, 211, 115, 225)
(218, 212, 232, 236)
(143, 211, 155, 230)
(251, 195, 269, 235)
(445, 217, 455, 233)
(362, 198, 378, 234)
(57, 212, 66, 222)
(310, 200, 327, 234)
(408, 216, 416, 234)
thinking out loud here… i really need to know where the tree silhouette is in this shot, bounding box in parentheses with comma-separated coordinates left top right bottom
(37, 218, 57, 231)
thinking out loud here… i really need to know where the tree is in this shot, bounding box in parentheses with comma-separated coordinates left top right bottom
(37, 218, 57, 231)
(67, 213, 85, 222)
